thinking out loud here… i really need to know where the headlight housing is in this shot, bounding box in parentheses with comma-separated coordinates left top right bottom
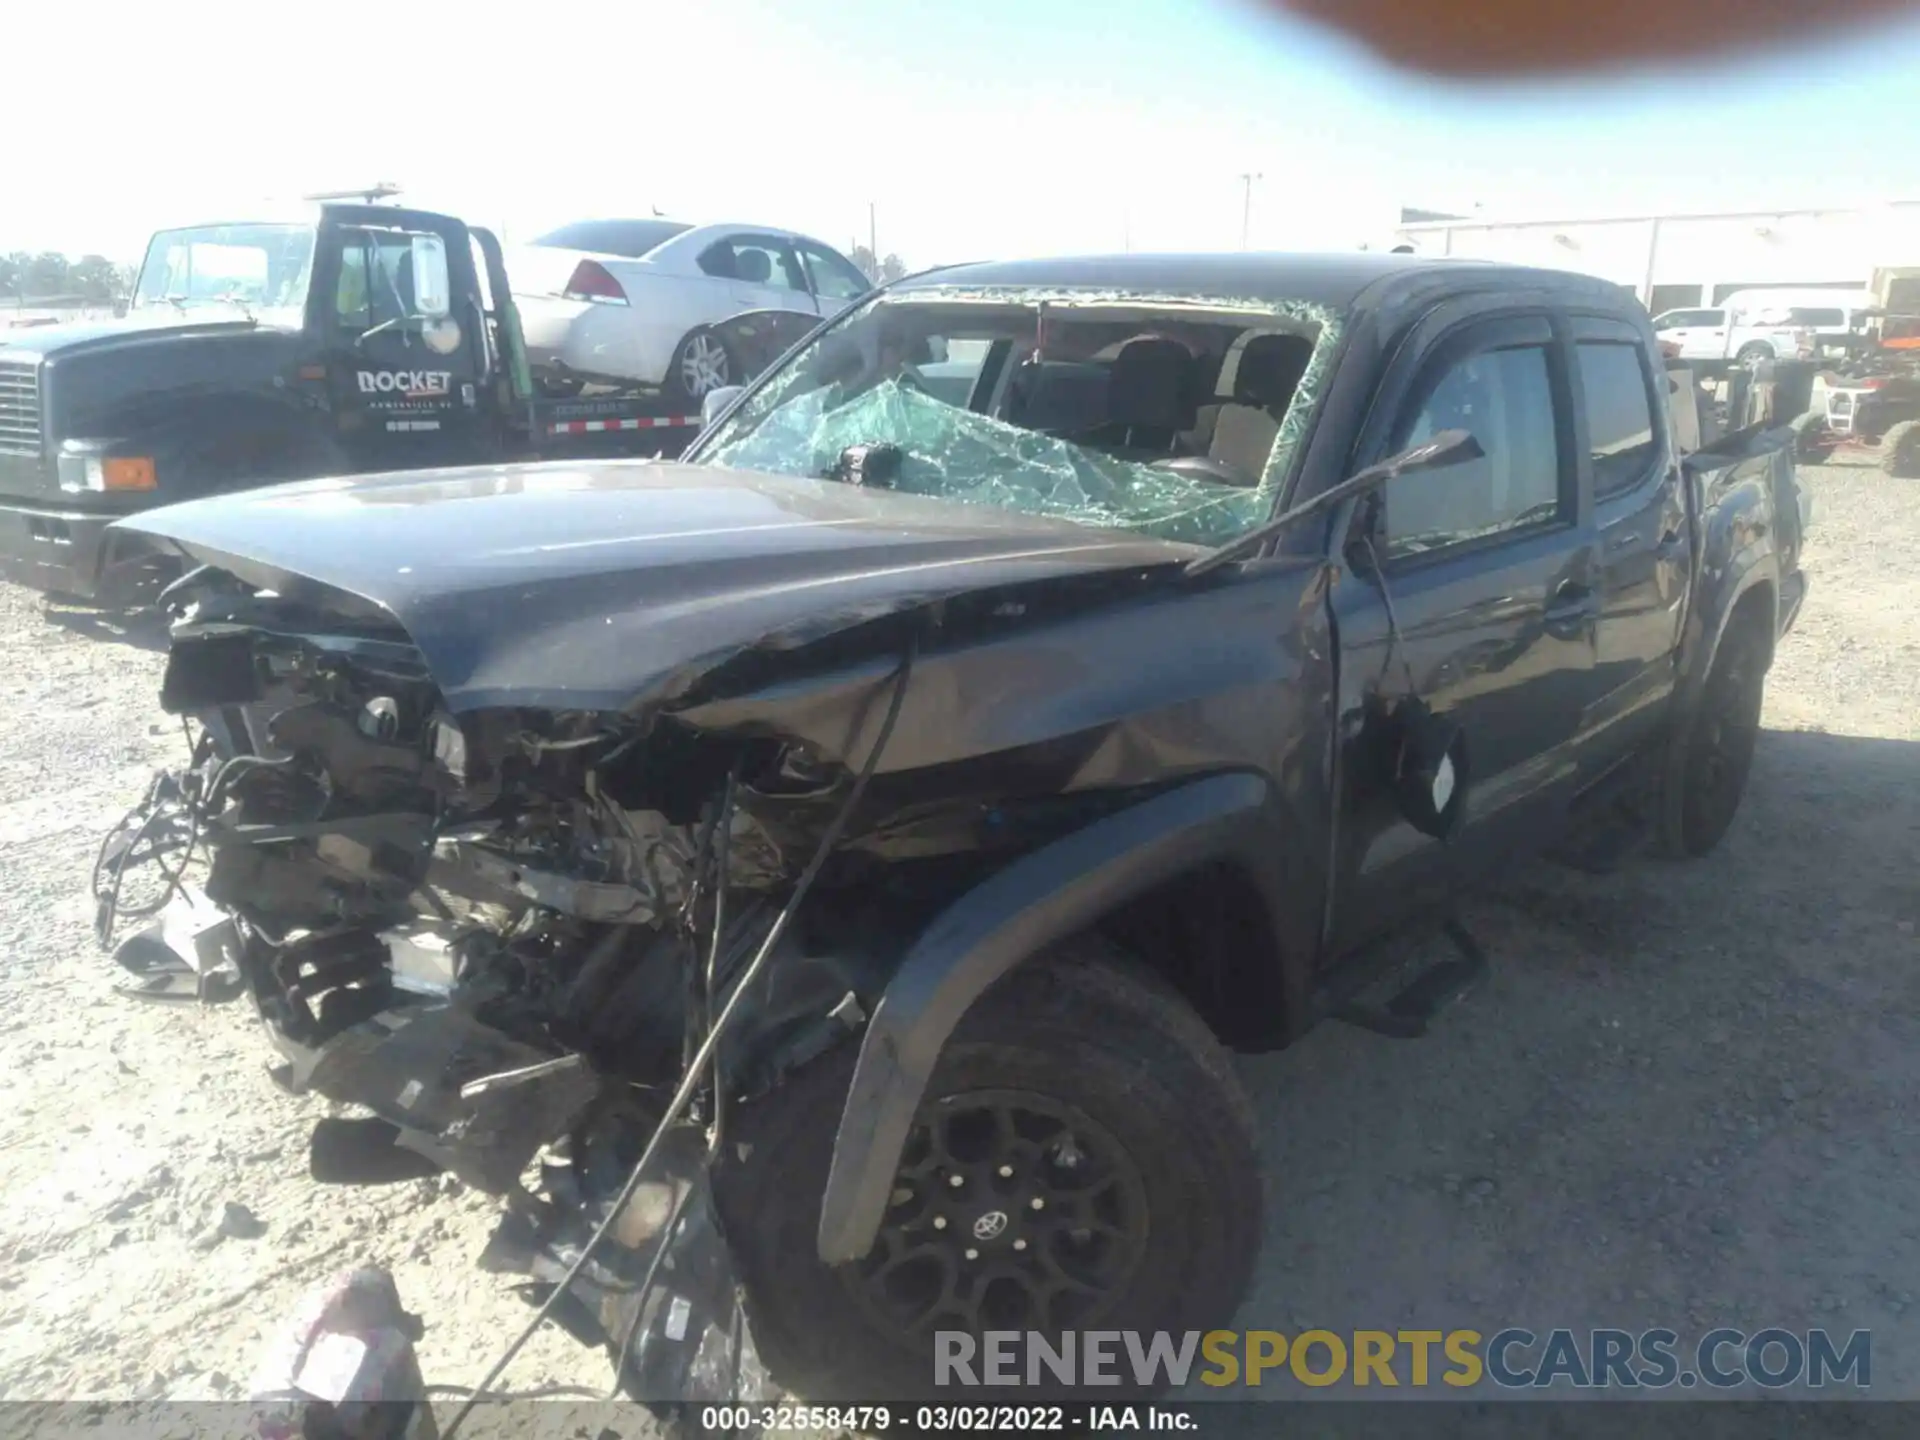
(58, 451, 157, 493)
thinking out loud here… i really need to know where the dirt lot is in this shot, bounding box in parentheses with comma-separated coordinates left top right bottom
(0, 462, 1915, 1415)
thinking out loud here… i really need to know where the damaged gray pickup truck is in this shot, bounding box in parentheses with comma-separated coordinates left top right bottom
(96, 253, 1808, 1412)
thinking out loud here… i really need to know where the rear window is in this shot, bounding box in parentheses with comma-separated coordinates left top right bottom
(1789, 307, 1846, 327)
(531, 219, 692, 257)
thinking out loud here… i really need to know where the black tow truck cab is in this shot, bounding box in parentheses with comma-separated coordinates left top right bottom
(0, 197, 817, 602)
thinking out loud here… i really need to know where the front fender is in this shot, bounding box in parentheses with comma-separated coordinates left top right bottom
(1673, 480, 1782, 726)
(815, 770, 1296, 1265)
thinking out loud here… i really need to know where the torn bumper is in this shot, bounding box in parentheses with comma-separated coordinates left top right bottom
(264, 996, 602, 1196)
(251, 992, 774, 1404)
(480, 1125, 775, 1405)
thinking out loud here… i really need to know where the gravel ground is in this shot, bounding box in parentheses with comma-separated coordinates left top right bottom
(0, 462, 1914, 1418)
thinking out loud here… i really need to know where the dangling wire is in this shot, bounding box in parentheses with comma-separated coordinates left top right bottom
(92, 723, 220, 946)
(1361, 530, 1418, 696)
(444, 631, 920, 1440)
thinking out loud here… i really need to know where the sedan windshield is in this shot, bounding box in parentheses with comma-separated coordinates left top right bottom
(692, 289, 1338, 546)
(132, 223, 316, 319)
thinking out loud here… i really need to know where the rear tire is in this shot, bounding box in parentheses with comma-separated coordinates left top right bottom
(714, 936, 1261, 1403)
(666, 327, 734, 408)
(1880, 420, 1920, 478)
(1735, 342, 1775, 369)
(1654, 616, 1768, 858)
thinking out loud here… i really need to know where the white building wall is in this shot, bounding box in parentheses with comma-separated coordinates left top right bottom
(1391, 203, 1920, 308)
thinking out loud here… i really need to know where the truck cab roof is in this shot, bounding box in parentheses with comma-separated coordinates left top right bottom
(892, 251, 1638, 315)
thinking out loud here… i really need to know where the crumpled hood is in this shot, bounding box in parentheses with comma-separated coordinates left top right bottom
(117, 460, 1196, 713)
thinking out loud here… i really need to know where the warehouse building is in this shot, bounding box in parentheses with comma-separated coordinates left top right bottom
(1387, 201, 1920, 315)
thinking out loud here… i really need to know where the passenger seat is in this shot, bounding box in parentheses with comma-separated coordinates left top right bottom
(1203, 334, 1314, 484)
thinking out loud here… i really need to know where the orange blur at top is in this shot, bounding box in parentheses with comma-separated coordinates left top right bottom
(1260, 0, 1919, 75)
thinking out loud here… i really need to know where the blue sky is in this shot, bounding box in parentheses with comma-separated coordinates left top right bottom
(11, 0, 1920, 264)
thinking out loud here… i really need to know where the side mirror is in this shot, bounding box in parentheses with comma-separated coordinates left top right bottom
(409, 235, 451, 320)
(700, 385, 746, 428)
(1375, 695, 1471, 840)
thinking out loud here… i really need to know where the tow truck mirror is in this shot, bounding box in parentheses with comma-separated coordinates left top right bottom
(701, 385, 746, 428)
(409, 235, 452, 320)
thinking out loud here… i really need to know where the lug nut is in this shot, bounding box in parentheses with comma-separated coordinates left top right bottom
(998, 1164, 1014, 1177)
(1030, 1197, 1045, 1210)
(1013, 1238, 1028, 1251)
(949, 1174, 965, 1188)
(965, 1248, 979, 1260)
(933, 1216, 948, 1230)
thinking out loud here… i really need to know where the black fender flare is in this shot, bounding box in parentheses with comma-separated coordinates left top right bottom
(1673, 541, 1778, 726)
(815, 770, 1296, 1265)
(1658, 539, 1777, 814)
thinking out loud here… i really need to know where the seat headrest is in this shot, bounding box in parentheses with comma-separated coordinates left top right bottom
(737, 248, 773, 283)
(1107, 336, 1198, 432)
(1234, 333, 1314, 409)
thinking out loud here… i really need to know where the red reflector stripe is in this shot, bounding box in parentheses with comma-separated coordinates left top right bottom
(546, 416, 700, 434)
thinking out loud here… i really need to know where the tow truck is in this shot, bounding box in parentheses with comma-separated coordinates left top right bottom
(0, 188, 820, 602)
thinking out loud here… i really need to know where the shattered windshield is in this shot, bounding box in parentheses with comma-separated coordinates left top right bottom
(693, 288, 1341, 546)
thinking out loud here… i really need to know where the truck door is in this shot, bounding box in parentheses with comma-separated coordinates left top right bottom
(1566, 316, 1689, 766)
(321, 214, 488, 471)
(1327, 312, 1603, 951)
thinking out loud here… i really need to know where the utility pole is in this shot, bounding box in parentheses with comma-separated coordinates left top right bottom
(869, 202, 877, 262)
(1239, 173, 1262, 250)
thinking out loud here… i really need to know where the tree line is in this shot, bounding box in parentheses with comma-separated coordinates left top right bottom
(848, 244, 908, 284)
(1, 251, 138, 306)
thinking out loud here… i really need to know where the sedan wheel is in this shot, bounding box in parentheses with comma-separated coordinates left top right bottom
(671, 329, 732, 404)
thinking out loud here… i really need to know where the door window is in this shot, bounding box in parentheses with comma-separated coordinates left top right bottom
(797, 241, 872, 301)
(335, 227, 429, 331)
(696, 235, 809, 293)
(1383, 345, 1566, 559)
(1575, 342, 1659, 497)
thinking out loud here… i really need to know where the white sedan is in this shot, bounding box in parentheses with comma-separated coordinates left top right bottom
(511, 219, 874, 402)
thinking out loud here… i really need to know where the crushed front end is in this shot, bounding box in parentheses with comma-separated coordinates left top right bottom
(100, 570, 910, 1409)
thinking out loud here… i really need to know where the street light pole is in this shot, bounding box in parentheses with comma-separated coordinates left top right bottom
(1239, 172, 1262, 250)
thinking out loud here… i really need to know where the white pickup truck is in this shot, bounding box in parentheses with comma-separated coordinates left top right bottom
(1653, 288, 1873, 368)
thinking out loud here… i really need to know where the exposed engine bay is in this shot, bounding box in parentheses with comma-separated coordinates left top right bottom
(96, 571, 952, 1411)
